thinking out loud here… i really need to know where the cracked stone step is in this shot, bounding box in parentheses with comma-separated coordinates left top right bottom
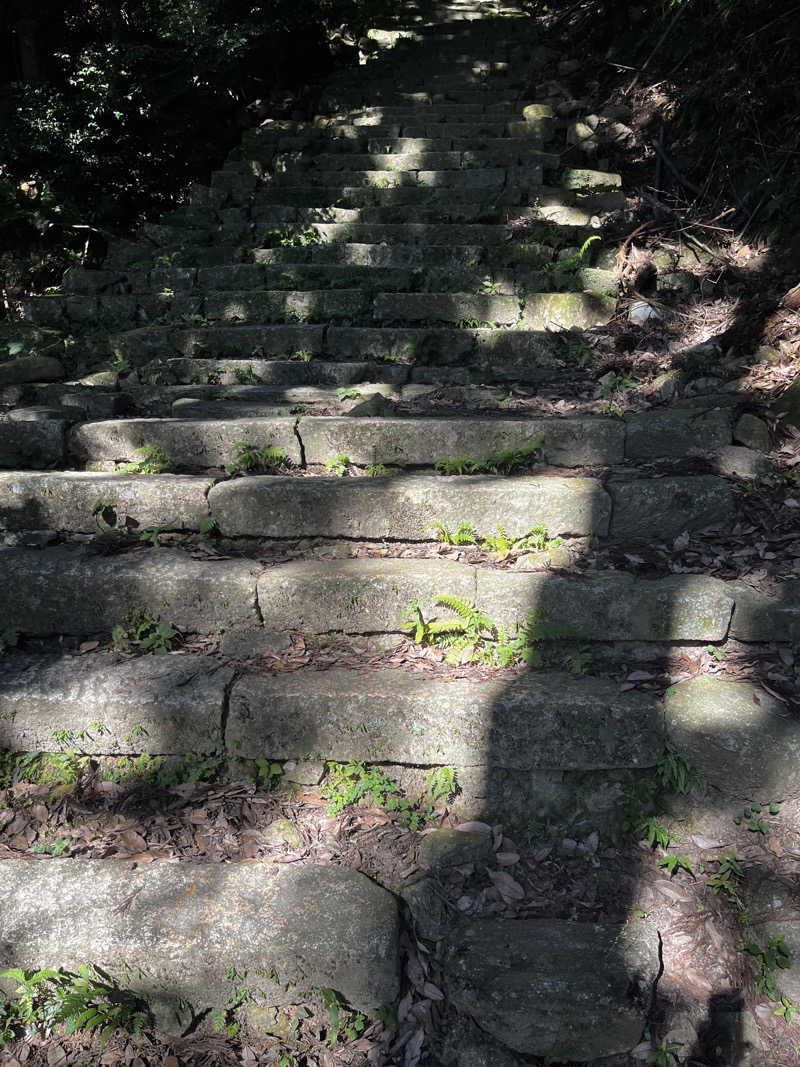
(275, 167, 508, 188)
(254, 559, 734, 641)
(297, 415, 625, 466)
(134, 360, 409, 391)
(606, 475, 734, 542)
(665, 675, 800, 799)
(206, 473, 733, 542)
(371, 292, 521, 324)
(250, 239, 555, 269)
(1, 547, 259, 636)
(226, 668, 664, 770)
(207, 473, 608, 539)
(443, 918, 658, 1060)
(0, 652, 230, 753)
(251, 201, 544, 226)
(203, 288, 371, 323)
(69, 416, 301, 471)
(0, 471, 212, 533)
(0, 858, 400, 1030)
(111, 324, 327, 365)
(0, 415, 66, 469)
(303, 222, 548, 244)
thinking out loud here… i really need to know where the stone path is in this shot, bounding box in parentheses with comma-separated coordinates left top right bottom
(0, 1, 793, 1064)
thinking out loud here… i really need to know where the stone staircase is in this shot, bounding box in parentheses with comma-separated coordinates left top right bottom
(0, 2, 795, 1063)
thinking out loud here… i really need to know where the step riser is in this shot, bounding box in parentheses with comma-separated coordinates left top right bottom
(0, 473, 736, 545)
(0, 856, 399, 1021)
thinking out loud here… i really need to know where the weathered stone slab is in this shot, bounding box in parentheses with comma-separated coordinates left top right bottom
(0, 472, 212, 532)
(476, 572, 733, 640)
(0, 418, 65, 469)
(257, 559, 476, 633)
(665, 677, 800, 799)
(168, 324, 325, 359)
(0, 653, 229, 753)
(728, 580, 800, 642)
(0, 355, 65, 386)
(205, 289, 368, 324)
(0, 860, 400, 1022)
(625, 406, 732, 460)
(325, 326, 474, 363)
(227, 669, 664, 769)
(208, 474, 611, 539)
(607, 476, 734, 541)
(521, 292, 616, 329)
(69, 417, 301, 471)
(298, 416, 624, 467)
(372, 292, 519, 324)
(562, 168, 622, 193)
(0, 547, 258, 636)
(443, 918, 658, 1059)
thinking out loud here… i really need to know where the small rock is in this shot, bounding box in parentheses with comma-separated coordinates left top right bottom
(261, 818, 302, 848)
(417, 829, 494, 871)
(566, 121, 598, 155)
(733, 413, 770, 452)
(344, 393, 396, 417)
(629, 301, 663, 325)
(711, 446, 771, 480)
(644, 370, 681, 402)
(557, 58, 582, 75)
(282, 761, 325, 786)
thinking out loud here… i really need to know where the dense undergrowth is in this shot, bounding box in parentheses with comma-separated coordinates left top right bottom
(0, 0, 395, 311)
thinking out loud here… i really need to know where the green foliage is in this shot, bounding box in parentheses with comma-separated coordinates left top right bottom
(601, 373, 637, 398)
(557, 234, 601, 274)
(426, 766, 457, 803)
(262, 226, 320, 249)
(118, 445, 169, 475)
(658, 853, 695, 877)
(323, 761, 426, 829)
(233, 363, 262, 385)
(403, 595, 563, 669)
(0, 964, 149, 1049)
(658, 742, 707, 796)
(324, 453, 350, 477)
(31, 838, 70, 856)
(254, 759, 284, 789)
(647, 1040, 683, 1067)
(91, 495, 117, 528)
(707, 850, 743, 905)
(744, 934, 792, 1001)
(226, 441, 289, 475)
(0, 749, 87, 789)
(112, 610, 179, 655)
(434, 438, 543, 476)
(481, 524, 563, 556)
(364, 463, 389, 477)
(321, 988, 367, 1045)
(336, 387, 361, 401)
(426, 520, 477, 545)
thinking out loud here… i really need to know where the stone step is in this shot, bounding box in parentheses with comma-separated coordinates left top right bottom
(0, 648, 661, 769)
(249, 240, 557, 269)
(116, 325, 566, 379)
(68, 415, 302, 471)
(251, 201, 543, 227)
(208, 472, 732, 542)
(0, 549, 750, 643)
(274, 166, 508, 188)
(0, 857, 399, 1032)
(0, 470, 734, 543)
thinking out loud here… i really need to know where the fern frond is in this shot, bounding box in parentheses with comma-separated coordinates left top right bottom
(434, 594, 478, 619)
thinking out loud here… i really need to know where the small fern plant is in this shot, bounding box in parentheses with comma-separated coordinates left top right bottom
(403, 595, 556, 668)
